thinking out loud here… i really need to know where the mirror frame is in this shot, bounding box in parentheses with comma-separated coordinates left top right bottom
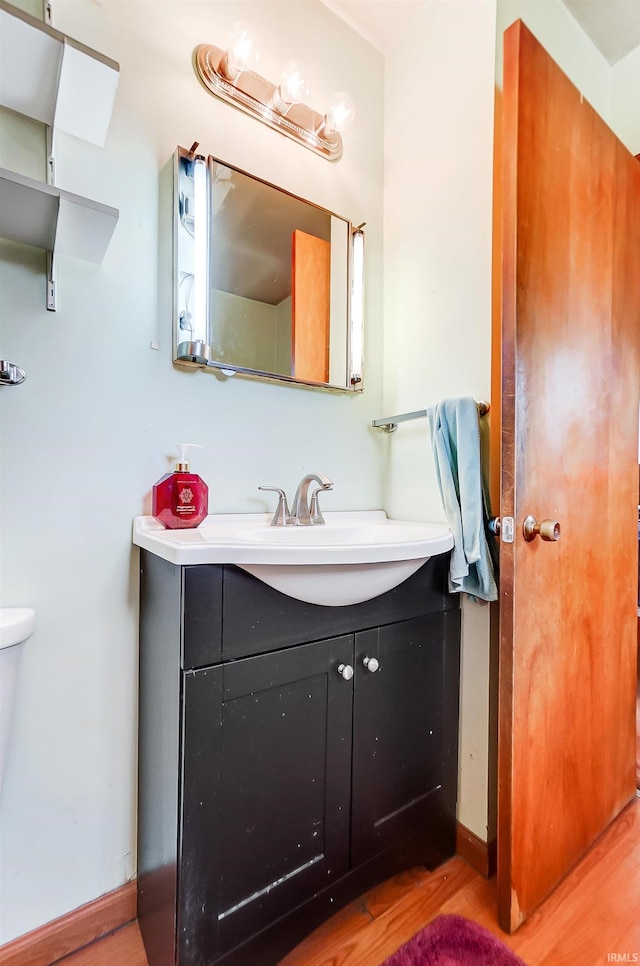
(172, 145, 364, 392)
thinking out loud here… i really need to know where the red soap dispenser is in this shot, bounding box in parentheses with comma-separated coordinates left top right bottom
(152, 443, 209, 529)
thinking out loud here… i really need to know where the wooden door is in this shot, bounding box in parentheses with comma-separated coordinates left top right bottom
(291, 228, 330, 382)
(499, 21, 640, 932)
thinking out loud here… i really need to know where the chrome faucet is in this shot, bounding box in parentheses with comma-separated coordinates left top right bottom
(259, 474, 333, 526)
(258, 486, 291, 526)
(290, 473, 333, 526)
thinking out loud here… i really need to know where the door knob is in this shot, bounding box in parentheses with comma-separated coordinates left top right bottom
(337, 663, 354, 681)
(523, 515, 561, 542)
(363, 656, 379, 673)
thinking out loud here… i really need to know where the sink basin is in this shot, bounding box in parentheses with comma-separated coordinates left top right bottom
(0, 608, 35, 649)
(133, 511, 453, 606)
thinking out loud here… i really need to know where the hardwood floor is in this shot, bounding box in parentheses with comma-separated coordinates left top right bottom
(54, 924, 148, 966)
(55, 798, 640, 966)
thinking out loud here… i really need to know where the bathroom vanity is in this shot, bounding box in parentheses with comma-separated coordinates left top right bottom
(137, 543, 461, 966)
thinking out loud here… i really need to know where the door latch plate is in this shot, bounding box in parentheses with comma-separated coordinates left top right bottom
(501, 516, 514, 543)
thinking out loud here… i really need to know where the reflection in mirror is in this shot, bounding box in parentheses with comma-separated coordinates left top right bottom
(173, 146, 364, 392)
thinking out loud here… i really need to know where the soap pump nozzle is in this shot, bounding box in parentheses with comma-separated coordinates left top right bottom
(175, 442, 203, 472)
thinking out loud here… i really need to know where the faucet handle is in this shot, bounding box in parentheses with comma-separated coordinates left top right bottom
(258, 486, 291, 526)
(309, 482, 333, 525)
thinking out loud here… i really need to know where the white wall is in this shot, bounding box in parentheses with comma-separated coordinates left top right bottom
(382, 0, 497, 841)
(0, 0, 384, 942)
(611, 46, 640, 154)
(210, 290, 283, 374)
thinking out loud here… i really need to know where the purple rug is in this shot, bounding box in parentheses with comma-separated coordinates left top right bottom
(381, 914, 527, 966)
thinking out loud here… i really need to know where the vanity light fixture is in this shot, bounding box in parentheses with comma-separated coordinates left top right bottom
(191, 156, 210, 354)
(176, 146, 211, 365)
(193, 22, 355, 161)
(349, 225, 365, 386)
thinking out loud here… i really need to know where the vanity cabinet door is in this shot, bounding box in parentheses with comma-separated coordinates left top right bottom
(179, 634, 354, 964)
(350, 613, 459, 869)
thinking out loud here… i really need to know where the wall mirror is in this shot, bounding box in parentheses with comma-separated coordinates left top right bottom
(173, 145, 364, 391)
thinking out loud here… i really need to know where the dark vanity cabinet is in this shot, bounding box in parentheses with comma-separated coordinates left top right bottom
(137, 552, 461, 966)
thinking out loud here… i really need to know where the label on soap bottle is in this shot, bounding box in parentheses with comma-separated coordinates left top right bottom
(177, 486, 195, 514)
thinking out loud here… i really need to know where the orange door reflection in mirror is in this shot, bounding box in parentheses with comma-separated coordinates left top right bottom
(291, 229, 330, 383)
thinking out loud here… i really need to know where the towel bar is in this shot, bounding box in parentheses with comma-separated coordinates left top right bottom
(372, 400, 490, 434)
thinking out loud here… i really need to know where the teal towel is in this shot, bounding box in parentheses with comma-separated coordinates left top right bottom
(427, 397, 498, 602)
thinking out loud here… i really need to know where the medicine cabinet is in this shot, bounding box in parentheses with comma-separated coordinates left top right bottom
(173, 145, 365, 392)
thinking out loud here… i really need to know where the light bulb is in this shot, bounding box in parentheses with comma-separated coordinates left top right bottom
(222, 21, 260, 81)
(279, 61, 309, 105)
(350, 228, 365, 384)
(322, 91, 356, 135)
(271, 60, 309, 116)
(192, 158, 209, 344)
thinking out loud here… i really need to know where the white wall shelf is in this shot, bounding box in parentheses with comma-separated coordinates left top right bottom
(0, 0, 119, 146)
(0, 1, 120, 310)
(0, 167, 119, 263)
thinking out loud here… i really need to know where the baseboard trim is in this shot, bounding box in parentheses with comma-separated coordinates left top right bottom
(0, 880, 137, 966)
(456, 822, 497, 878)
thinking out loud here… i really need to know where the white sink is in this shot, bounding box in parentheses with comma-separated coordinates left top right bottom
(133, 511, 453, 606)
(0, 608, 35, 649)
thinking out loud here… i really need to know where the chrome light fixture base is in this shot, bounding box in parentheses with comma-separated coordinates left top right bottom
(176, 340, 211, 366)
(193, 45, 343, 162)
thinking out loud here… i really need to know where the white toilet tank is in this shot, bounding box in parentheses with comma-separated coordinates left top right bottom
(0, 608, 35, 795)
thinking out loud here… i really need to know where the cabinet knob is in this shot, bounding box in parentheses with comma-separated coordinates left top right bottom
(337, 663, 354, 681)
(363, 656, 379, 673)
